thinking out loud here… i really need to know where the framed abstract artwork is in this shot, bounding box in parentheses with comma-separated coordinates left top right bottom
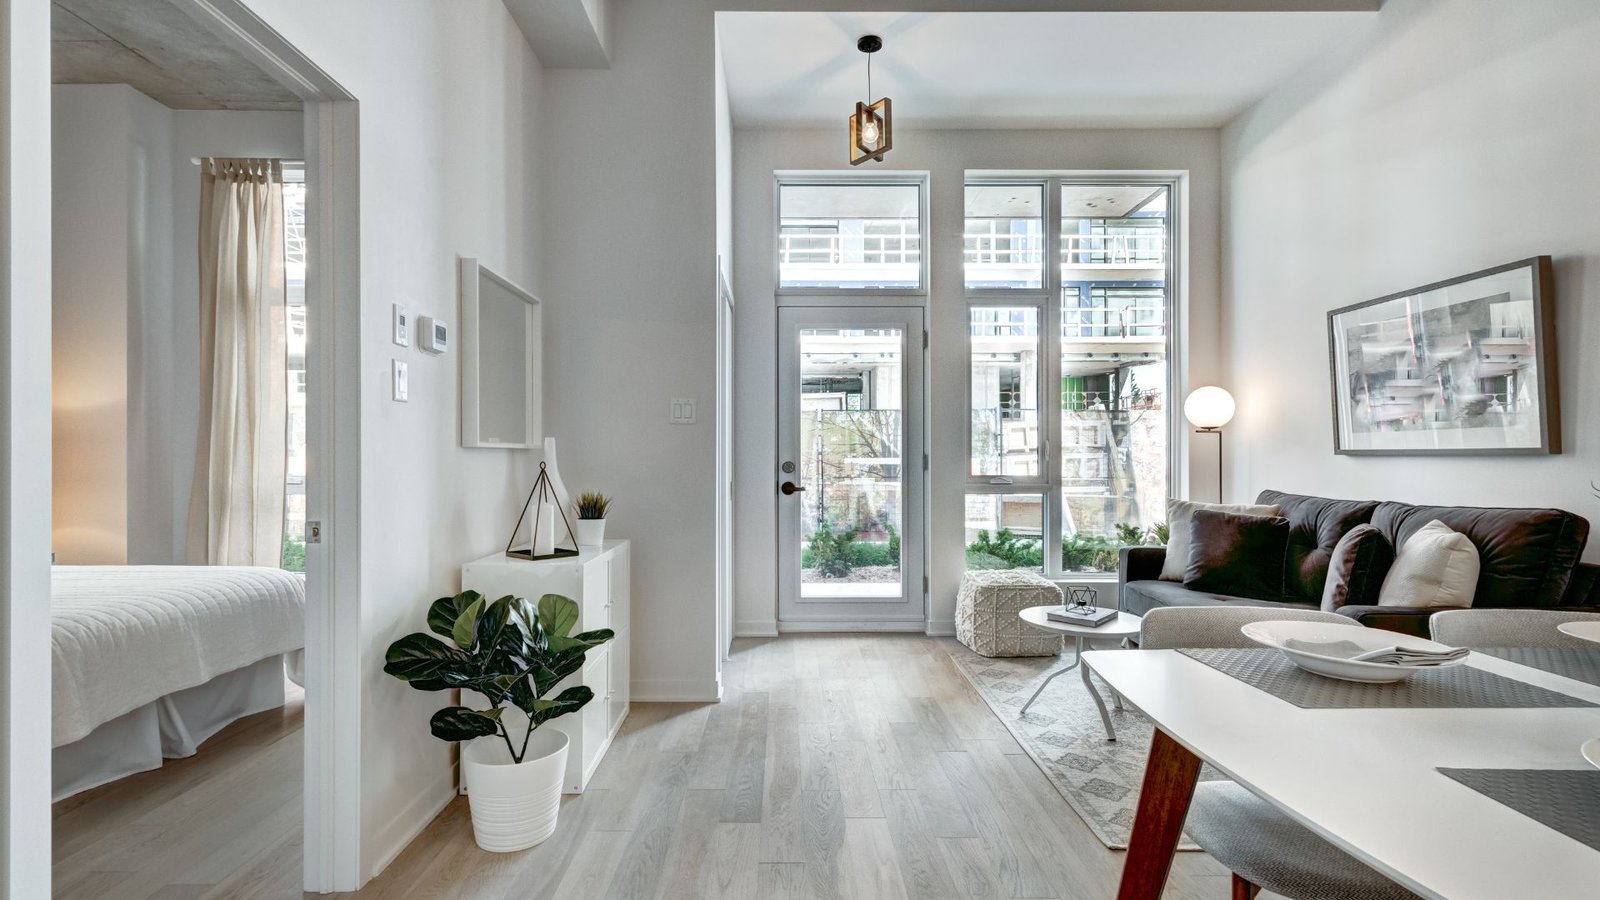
(1328, 256, 1558, 456)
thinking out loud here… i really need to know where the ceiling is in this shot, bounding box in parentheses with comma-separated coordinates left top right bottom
(717, 10, 1375, 129)
(52, 0, 301, 111)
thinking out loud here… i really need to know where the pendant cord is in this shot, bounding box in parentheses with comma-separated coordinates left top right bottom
(867, 53, 872, 101)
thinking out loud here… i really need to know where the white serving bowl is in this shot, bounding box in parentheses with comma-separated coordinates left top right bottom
(1240, 620, 1468, 683)
(1556, 621, 1600, 645)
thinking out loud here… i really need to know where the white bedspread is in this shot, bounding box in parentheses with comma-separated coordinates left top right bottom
(52, 566, 305, 747)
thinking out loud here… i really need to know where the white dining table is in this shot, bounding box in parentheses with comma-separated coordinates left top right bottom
(1083, 647, 1600, 900)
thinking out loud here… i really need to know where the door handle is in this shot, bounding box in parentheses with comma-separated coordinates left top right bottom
(780, 481, 806, 495)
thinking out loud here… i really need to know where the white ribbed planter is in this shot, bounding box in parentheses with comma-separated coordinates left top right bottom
(574, 518, 607, 548)
(462, 728, 568, 852)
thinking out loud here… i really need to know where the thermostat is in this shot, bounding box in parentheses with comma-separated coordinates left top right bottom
(419, 316, 448, 353)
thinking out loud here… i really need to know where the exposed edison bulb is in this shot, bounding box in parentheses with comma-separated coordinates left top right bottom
(860, 116, 881, 145)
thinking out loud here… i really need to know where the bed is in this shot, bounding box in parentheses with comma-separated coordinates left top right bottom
(51, 566, 306, 801)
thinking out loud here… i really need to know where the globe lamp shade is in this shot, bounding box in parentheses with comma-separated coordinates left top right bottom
(1184, 387, 1235, 431)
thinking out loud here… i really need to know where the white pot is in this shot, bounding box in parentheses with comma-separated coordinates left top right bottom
(462, 728, 568, 852)
(574, 518, 607, 548)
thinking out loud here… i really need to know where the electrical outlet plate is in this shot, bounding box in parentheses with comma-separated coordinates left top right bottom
(392, 359, 408, 401)
(670, 398, 696, 424)
(392, 303, 410, 347)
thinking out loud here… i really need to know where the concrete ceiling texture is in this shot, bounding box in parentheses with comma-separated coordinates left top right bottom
(52, 0, 301, 111)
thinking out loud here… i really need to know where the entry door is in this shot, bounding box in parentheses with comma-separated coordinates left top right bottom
(777, 306, 925, 628)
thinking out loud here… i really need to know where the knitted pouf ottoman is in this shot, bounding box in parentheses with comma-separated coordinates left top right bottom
(956, 570, 1063, 657)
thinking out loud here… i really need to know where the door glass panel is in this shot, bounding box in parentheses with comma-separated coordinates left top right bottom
(970, 307, 1040, 477)
(798, 327, 904, 599)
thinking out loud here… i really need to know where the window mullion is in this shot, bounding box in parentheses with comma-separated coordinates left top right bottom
(1043, 177, 1065, 579)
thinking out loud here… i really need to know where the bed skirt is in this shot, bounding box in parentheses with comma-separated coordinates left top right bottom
(52, 653, 295, 802)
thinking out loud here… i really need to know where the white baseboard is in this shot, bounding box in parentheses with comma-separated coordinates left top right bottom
(366, 769, 456, 883)
(631, 677, 723, 702)
(776, 620, 927, 633)
(926, 618, 956, 636)
(734, 618, 779, 637)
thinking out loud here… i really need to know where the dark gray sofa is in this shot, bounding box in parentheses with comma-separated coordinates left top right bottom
(1119, 489, 1598, 637)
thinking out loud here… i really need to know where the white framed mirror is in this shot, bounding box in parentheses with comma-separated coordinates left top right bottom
(459, 257, 541, 448)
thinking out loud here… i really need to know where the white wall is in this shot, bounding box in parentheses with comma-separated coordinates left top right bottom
(51, 85, 174, 564)
(731, 126, 1221, 636)
(230, 0, 546, 880)
(541, 0, 724, 702)
(1221, 0, 1600, 555)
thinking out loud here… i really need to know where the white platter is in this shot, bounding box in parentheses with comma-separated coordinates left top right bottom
(1240, 621, 1467, 683)
(1556, 621, 1600, 645)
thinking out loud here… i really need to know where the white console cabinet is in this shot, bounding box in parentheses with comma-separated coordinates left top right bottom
(461, 540, 630, 793)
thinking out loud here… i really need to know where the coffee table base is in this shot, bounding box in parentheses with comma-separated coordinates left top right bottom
(1020, 634, 1124, 741)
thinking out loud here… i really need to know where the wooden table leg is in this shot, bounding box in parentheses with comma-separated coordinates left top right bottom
(1117, 728, 1203, 900)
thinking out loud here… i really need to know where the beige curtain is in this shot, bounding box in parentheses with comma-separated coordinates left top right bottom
(186, 158, 288, 566)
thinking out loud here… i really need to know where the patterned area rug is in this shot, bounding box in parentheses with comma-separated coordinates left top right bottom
(949, 645, 1213, 850)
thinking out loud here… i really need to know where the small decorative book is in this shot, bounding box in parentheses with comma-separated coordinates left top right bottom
(1046, 606, 1118, 627)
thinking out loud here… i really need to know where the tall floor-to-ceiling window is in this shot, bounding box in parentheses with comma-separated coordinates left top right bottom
(965, 178, 1175, 576)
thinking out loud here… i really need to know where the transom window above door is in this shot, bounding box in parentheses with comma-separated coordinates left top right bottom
(777, 181, 925, 291)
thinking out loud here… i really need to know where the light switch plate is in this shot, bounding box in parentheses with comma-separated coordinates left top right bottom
(392, 359, 408, 401)
(669, 398, 696, 424)
(392, 303, 411, 347)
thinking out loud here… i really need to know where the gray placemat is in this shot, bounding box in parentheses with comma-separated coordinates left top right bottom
(1476, 648, 1600, 688)
(1438, 768, 1600, 853)
(1178, 648, 1597, 709)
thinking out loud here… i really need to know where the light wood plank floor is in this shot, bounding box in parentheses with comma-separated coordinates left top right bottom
(53, 687, 305, 899)
(57, 636, 1239, 899)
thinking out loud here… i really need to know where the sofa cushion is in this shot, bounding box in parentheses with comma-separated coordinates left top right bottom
(1185, 509, 1291, 601)
(1320, 524, 1394, 611)
(1370, 501, 1589, 609)
(1378, 520, 1480, 608)
(1160, 498, 1282, 581)
(1121, 579, 1315, 618)
(1256, 490, 1379, 602)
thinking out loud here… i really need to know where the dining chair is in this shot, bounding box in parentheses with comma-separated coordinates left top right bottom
(1429, 608, 1600, 649)
(1137, 607, 1421, 900)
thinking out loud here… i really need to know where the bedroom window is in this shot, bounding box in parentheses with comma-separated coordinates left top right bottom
(966, 177, 1177, 577)
(282, 162, 308, 573)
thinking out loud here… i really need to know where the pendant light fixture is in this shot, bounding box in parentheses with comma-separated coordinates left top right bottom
(848, 35, 892, 166)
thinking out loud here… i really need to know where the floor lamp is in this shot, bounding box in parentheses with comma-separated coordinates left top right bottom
(1184, 386, 1235, 503)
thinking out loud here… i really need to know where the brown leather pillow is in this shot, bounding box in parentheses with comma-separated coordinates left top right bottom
(1320, 523, 1395, 611)
(1184, 509, 1292, 602)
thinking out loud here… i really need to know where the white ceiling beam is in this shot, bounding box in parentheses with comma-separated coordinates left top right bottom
(504, 0, 610, 69)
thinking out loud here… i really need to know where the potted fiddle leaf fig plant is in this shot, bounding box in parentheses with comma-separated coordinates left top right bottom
(384, 590, 613, 852)
(573, 491, 612, 548)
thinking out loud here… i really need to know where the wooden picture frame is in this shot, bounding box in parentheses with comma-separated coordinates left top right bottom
(1327, 256, 1558, 456)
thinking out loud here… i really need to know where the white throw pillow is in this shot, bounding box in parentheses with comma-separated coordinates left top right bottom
(1159, 498, 1282, 581)
(1377, 520, 1480, 608)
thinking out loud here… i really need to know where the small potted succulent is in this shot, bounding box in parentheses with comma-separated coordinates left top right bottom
(384, 590, 613, 852)
(573, 491, 612, 548)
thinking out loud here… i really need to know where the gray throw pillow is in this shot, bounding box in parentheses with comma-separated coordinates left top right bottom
(1320, 524, 1395, 611)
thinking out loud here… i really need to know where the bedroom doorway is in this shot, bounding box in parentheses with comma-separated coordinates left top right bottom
(21, 1, 363, 895)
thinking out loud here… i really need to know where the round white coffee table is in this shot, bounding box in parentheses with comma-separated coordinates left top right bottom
(1017, 605, 1143, 741)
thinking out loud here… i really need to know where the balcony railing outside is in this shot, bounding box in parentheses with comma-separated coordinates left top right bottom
(779, 232, 921, 266)
(1061, 233, 1165, 267)
(1063, 304, 1165, 339)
